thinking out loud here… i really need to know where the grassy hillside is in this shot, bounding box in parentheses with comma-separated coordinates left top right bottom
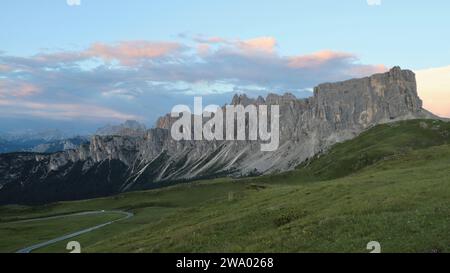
(0, 119, 449, 253)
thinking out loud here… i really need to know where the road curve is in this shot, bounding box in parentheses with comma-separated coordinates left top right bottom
(16, 210, 134, 253)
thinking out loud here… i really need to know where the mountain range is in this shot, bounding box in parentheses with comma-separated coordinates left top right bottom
(95, 120, 147, 137)
(0, 67, 440, 205)
(0, 130, 89, 154)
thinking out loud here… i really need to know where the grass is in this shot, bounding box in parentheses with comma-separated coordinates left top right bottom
(0, 119, 449, 253)
(0, 212, 124, 253)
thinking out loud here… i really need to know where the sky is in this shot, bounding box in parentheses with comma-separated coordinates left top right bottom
(0, 0, 449, 134)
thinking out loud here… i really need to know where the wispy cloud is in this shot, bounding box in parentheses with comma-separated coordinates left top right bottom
(0, 36, 386, 123)
(86, 41, 184, 65)
(288, 50, 355, 68)
(22, 41, 185, 67)
(0, 98, 140, 121)
(237, 37, 278, 54)
(367, 0, 382, 6)
(0, 64, 12, 72)
(0, 80, 41, 97)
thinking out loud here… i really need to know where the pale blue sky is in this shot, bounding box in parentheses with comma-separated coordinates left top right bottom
(0, 0, 449, 133)
(2, 0, 449, 68)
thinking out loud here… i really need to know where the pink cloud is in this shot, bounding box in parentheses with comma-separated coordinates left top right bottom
(0, 80, 41, 97)
(346, 64, 388, 77)
(238, 37, 277, 53)
(0, 99, 141, 121)
(0, 64, 12, 72)
(288, 50, 356, 68)
(0, 37, 389, 114)
(87, 41, 183, 65)
(30, 41, 183, 67)
(191, 35, 277, 55)
(197, 44, 211, 56)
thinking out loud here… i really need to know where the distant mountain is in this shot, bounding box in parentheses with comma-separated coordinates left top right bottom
(0, 121, 147, 154)
(1, 129, 67, 142)
(0, 130, 89, 154)
(28, 137, 90, 154)
(0, 138, 43, 154)
(95, 120, 147, 137)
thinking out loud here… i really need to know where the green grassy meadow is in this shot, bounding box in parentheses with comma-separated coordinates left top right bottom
(0, 119, 449, 253)
(0, 212, 124, 253)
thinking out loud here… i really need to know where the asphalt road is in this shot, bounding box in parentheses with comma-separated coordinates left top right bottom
(15, 210, 134, 253)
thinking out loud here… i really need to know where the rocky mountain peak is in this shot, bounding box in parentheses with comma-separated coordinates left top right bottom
(231, 94, 257, 106)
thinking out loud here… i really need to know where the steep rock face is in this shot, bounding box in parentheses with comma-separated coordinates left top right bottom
(0, 67, 436, 204)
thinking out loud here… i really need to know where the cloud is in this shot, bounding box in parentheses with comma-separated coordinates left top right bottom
(0, 37, 386, 124)
(190, 35, 277, 54)
(196, 44, 211, 56)
(101, 88, 143, 100)
(0, 98, 140, 121)
(416, 65, 450, 118)
(288, 50, 355, 68)
(86, 41, 184, 65)
(128, 36, 385, 88)
(238, 37, 277, 54)
(0, 80, 41, 97)
(5, 41, 184, 69)
(192, 35, 229, 44)
(367, 0, 382, 6)
(67, 0, 81, 6)
(0, 64, 12, 72)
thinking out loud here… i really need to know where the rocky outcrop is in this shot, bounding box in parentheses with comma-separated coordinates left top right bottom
(29, 137, 89, 154)
(0, 67, 438, 205)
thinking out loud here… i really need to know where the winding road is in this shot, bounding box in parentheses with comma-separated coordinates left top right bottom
(15, 210, 134, 253)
